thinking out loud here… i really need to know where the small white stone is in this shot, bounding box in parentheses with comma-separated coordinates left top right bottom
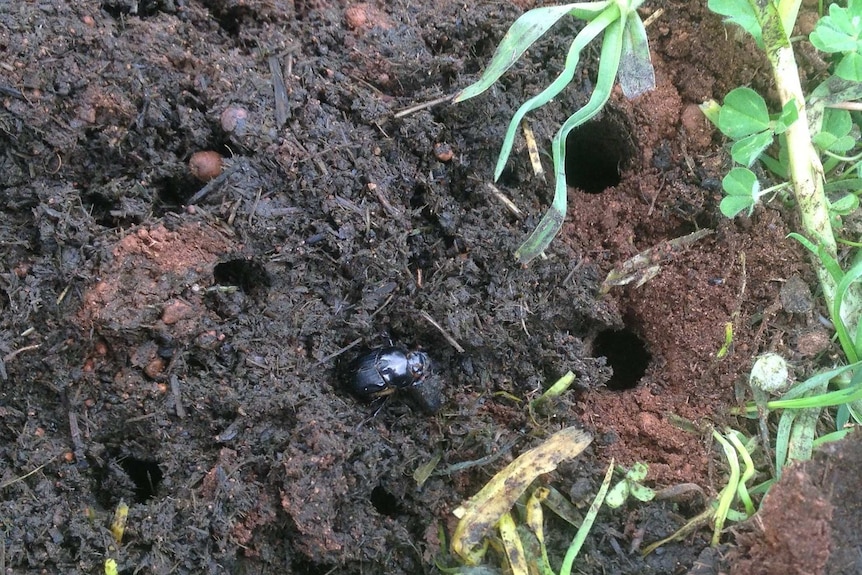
(749, 353, 790, 394)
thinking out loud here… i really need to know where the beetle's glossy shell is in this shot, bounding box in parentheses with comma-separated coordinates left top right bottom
(345, 347, 431, 401)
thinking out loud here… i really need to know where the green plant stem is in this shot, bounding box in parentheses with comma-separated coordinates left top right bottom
(712, 430, 740, 546)
(749, 0, 861, 335)
(822, 150, 862, 164)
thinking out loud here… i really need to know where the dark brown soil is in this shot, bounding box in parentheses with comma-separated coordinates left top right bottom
(0, 0, 856, 573)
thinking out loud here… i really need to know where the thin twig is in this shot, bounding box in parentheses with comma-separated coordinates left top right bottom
(0, 459, 54, 490)
(393, 94, 454, 118)
(56, 283, 71, 306)
(826, 101, 862, 111)
(521, 120, 545, 180)
(433, 437, 519, 475)
(0, 84, 25, 100)
(642, 7, 664, 27)
(420, 311, 465, 353)
(67, 409, 86, 466)
(187, 162, 240, 205)
(485, 182, 523, 217)
(3, 344, 41, 362)
(317, 338, 363, 366)
(369, 293, 396, 319)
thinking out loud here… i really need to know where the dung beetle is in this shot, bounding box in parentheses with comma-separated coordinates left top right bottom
(346, 347, 431, 401)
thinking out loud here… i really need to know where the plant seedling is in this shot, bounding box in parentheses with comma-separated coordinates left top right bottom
(709, 428, 756, 544)
(455, 1, 655, 263)
(605, 462, 655, 508)
(699, 88, 797, 217)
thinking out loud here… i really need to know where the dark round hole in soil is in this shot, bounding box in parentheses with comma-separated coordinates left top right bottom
(593, 329, 651, 391)
(117, 456, 163, 503)
(213, 258, 270, 294)
(82, 192, 141, 229)
(370, 485, 401, 517)
(565, 115, 634, 194)
(154, 175, 199, 213)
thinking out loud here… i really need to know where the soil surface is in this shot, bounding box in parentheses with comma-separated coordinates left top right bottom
(1, 0, 858, 573)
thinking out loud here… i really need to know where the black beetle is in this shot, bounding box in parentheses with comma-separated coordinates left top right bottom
(345, 347, 431, 401)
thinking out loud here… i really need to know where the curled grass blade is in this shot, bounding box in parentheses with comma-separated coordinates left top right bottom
(494, 6, 619, 180)
(726, 431, 756, 516)
(450, 427, 592, 564)
(454, 2, 612, 103)
(712, 430, 740, 545)
(515, 15, 626, 263)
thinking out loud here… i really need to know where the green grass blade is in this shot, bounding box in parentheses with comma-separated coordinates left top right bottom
(559, 459, 615, 575)
(774, 409, 795, 475)
(618, 13, 655, 98)
(515, 16, 626, 263)
(779, 362, 859, 400)
(568, 1, 615, 20)
(768, 384, 862, 410)
(812, 427, 856, 447)
(787, 406, 819, 463)
(833, 256, 862, 362)
(788, 232, 843, 281)
(454, 2, 612, 103)
(493, 7, 619, 180)
(514, 208, 568, 264)
(735, 362, 862, 416)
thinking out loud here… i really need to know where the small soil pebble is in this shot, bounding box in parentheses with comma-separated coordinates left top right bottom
(144, 357, 166, 379)
(343, 3, 390, 30)
(161, 299, 193, 325)
(795, 328, 832, 358)
(680, 104, 714, 151)
(189, 151, 223, 182)
(220, 105, 248, 135)
(344, 5, 367, 28)
(434, 142, 454, 162)
(780, 276, 814, 314)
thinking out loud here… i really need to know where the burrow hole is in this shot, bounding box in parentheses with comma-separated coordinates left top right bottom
(213, 258, 271, 294)
(118, 455, 164, 503)
(370, 485, 402, 517)
(593, 328, 651, 391)
(565, 114, 635, 194)
(153, 143, 234, 214)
